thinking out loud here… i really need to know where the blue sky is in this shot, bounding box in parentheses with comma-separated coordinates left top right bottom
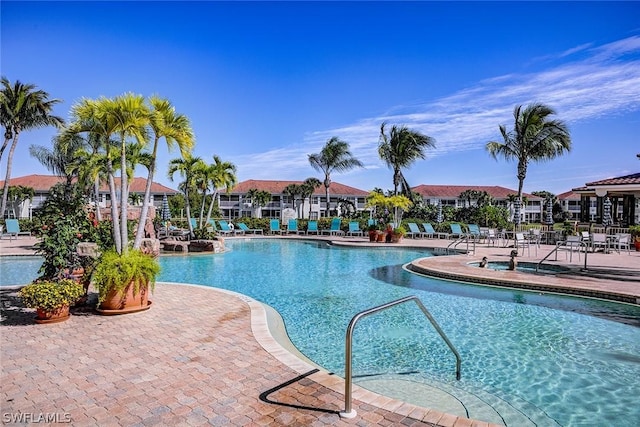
(3, 1, 639, 196)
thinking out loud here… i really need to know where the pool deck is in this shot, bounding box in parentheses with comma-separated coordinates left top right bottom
(1, 235, 639, 426)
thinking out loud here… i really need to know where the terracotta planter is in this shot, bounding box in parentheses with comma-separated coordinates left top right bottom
(368, 231, 378, 242)
(390, 233, 403, 243)
(97, 281, 151, 315)
(35, 305, 70, 324)
(376, 232, 386, 242)
(63, 267, 85, 282)
(635, 240, 640, 252)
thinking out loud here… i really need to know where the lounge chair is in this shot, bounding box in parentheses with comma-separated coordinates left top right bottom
(321, 218, 344, 236)
(406, 223, 426, 239)
(237, 222, 263, 234)
(306, 220, 319, 235)
(287, 219, 304, 235)
(345, 221, 363, 237)
(449, 223, 466, 239)
(217, 220, 235, 236)
(270, 219, 283, 235)
(206, 219, 219, 234)
(422, 223, 448, 239)
(467, 224, 483, 242)
(4, 219, 31, 240)
(190, 217, 198, 229)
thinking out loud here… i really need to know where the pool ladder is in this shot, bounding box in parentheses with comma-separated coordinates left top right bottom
(537, 240, 589, 272)
(447, 234, 476, 255)
(339, 296, 461, 418)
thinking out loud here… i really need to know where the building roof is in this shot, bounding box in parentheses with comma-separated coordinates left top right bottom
(556, 190, 581, 201)
(411, 184, 542, 200)
(227, 179, 370, 196)
(0, 174, 178, 194)
(584, 172, 640, 187)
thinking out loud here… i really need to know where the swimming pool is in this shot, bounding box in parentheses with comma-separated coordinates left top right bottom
(2, 241, 639, 426)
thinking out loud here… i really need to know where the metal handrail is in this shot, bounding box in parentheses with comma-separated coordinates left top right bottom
(339, 296, 461, 419)
(446, 234, 475, 255)
(537, 240, 589, 272)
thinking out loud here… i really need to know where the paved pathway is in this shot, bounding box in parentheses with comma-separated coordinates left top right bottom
(1, 234, 638, 426)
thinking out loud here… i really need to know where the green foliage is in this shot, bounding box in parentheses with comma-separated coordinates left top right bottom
(34, 183, 104, 279)
(629, 225, 640, 241)
(91, 249, 160, 303)
(19, 279, 85, 311)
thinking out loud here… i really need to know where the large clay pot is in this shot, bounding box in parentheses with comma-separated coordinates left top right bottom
(390, 232, 403, 243)
(97, 281, 151, 314)
(368, 231, 378, 242)
(35, 305, 70, 324)
(635, 240, 640, 252)
(376, 231, 386, 243)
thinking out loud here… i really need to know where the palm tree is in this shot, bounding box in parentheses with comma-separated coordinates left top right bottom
(283, 183, 303, 218)
(66, 94, 149, 253)
(0, 77, 64, 217)
(486, 103, 571, 205)
(29, 132, 86, 201)
(245, 188, 271, 218)
(168, 154, 205, 237)
(308, 137, 363, 217)
(132, 97, 194, 248)
(301, 177, 321, 218)
(378, 122, 436, 197)
(204, 155, 237, 224)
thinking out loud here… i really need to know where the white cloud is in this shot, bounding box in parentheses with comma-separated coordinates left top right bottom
(235, 36, 640, 182)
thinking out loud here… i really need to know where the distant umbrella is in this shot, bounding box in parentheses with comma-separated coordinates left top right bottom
(436, 200, 443, 224)
(160, 194, 171, 221)
(602, 197, 612, 229)
(545, 198, 554, 227)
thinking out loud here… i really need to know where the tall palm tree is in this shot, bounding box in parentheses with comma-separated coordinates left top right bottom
(133, 97, 194, 249)
(168, 154, 204, 237)
(378, 122, 436, 197)
(67, 94, 149, 253)
(204, 155, 237, 224)
(0, 77, 64, 217)
(486, 103, 571, 205)
(301, 177, 321, 218)
(308, 137, 363, 217)
(283, 183, 303, 218)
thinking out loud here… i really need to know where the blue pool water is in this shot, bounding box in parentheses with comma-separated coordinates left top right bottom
(2, 241, 639, 426)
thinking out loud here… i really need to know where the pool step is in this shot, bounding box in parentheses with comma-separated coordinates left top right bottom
(356, 375, 561, 427)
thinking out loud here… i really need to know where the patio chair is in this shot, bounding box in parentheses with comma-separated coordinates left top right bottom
(527, 228, 542, 248)
(449, 223, 466, 239)
(4, 219, 31, 240)
(270, 219, 283, 235)
(590, 233, 608, 253)
(321, 218, 344, 236)
(237, 222, 263, 234)
(467, 224, 482, 242)
(422, 223, 448, 239)
(306, 220, 319, 235)
(190, 217, 198, 229)
(515, 232, 532, 256)
(556, 235, 582, 262)
(345, 221, 363, 237)
(486, 228, 500, 247)
(217, 220, 235, 236)
(610, 233, 631, 254)
(406, 223, 426, 238)
(287, 219, 304, 235)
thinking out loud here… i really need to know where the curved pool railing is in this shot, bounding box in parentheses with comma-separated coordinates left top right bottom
(340, 295, 461, 419)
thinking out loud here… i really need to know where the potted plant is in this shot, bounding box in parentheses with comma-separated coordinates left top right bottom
(629, 225, 640, 251)
(18, 278, 85, 324)
(91, 249, 161, 314)
(390, 225, 406, 243)
(367, 224, 379, 242)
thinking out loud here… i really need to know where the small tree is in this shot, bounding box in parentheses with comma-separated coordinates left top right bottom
(365, 192, 412, 228)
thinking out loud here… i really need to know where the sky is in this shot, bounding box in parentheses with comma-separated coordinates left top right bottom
(2, 1, 640, 196)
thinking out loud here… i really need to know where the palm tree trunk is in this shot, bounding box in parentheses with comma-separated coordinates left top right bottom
(0, 135, 19, 218)
(93, 176, 102, 222)
(185, 188, 194, 237)
(199, 190, 207, 228)
(106, 170, 121, 254)
(133, 161, 156, 249)
(205, 190, 218, 225)
(119, 144, 129, 253)
(0, 135, 11, 165)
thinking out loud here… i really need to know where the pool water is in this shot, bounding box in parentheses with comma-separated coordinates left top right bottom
(2, 241, 639, 426)
(468, 261, 571, 273)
